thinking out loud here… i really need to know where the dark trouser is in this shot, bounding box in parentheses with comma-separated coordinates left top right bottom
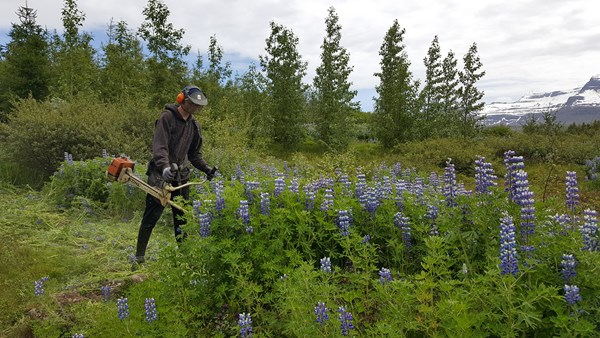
(135, 183, 190, 261)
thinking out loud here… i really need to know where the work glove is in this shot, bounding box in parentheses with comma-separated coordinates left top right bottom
(206, 166, 218, 181)
(162, 167, 174, 181)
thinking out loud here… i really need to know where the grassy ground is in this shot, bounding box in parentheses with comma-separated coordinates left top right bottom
(0, 183, 174, 337)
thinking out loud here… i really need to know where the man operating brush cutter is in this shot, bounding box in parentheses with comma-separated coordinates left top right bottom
(109, 85, 218, 269)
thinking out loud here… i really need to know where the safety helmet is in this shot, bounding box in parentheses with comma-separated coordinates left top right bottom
(177, 85, 208, 106)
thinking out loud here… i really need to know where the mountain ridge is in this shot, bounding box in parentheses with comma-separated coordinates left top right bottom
(480, 75, 600, 126)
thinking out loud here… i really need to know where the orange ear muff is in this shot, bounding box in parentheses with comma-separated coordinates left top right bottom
(176, 92, 185, 104)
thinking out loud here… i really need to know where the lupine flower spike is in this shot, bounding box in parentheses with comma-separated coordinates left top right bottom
(314, 302, 329, 325)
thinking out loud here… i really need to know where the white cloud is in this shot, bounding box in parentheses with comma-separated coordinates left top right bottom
(1, 0, 598, 111)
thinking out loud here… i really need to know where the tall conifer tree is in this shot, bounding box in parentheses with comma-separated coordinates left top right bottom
(373, 19, 419, 148)
(138, 0, 190, 107)
(458, 42, 486, 138)
(259, 21, 307, 150)
(418, 35, 444, 138)
(0, 4, 51, 117)
(440, 49, 461, 136)
(312, 7, 358, 151)
(49, 0, 98, 99)
(100, 20, 147, 103)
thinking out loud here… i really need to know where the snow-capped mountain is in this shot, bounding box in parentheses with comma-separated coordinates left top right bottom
(480, 75, 600, 126)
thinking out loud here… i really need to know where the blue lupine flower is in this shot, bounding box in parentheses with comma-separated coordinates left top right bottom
(320, 257, 332, 273)
(198, 212, 211, 238)
(475, 156, 498, 195)
(566, 171, 579, 214)
(304, 184, 316, 210)
(365, 187, 378, 215)
(340, 175, 352, 196)
(144, 298, 158, 323)
(362, 234, 371, 244)
(504, 151, 525, 202)
(394, 212, 412, 250)
(245, 225, 254, 234)
(355, 173, 367, 203)
(338, 306, 355, 336)
(288, 178, 300, 194)
(380, 176, 393, 198)
(412, 177, 425, 206)
(192, 200, 202, 216)
(238, 312, 254, 338)
(320, 188, 334, 212)
(34, 276, 49, 296)
(428, 172, 441, 193)
(581, 208, 598, 252)
(564, 284, 581, 305)
(235, 165, 245, 184)
(393, 162, 402, 177)
(64, 152, 73, 165)
(336, 209, 352, 236)
(101, 285, 111, 302)
(101, 148, 108, 158)
(444, 158, 457, 207)
(560, 254, 577, 282)
(274, 176, 286, 197)
(260, 192, 270, 215)
(513, 170, 535, 244)
(425, 204, 439, 236)
(214, 181, 225, 213)
(72, 334, 84, 338)
(499, 214, 519, 275)
(117, 297, 129, 320)
(238, 200, 250, 225)
(379, 267, 392, 284)
(314, 302, 329, 325)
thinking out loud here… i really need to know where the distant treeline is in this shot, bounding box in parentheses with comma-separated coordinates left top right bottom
(0, 0, 489, 152)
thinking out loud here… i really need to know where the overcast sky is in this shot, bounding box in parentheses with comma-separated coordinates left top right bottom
(1, 0, 599, 111)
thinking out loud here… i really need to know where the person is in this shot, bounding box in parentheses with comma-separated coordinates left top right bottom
(134, 85, 217, 266)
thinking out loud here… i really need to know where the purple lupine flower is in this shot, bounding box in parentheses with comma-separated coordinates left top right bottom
(320, 188, 334, 212)
(394, 212, 412, 250)
(320, 257, 332, 273)
(117, 297, 130, 320)
(581, 209, 598, 252)
(238, 200, 250, 225)
(288, 178, 299, 194)
(425, 204, 439, 236)
(365, 187, 378, 215)
(393, 162, 402, 177)
(380, 176, 393, 198)
(144, 298, 158, 323)
(64, 152, 73, 165)
(362, 234, 371, 244)
(314, 302, 329, 325)
(340, 175, 351, 196)
(428, 172, 441, 193)
(355, 173, 367, 203)
(560, 254, 577, 282)
(565, 171, 579, 214)
(274, 176, 286, 197)
(338, 306, 355, 336)
(72, 334, 84, 338)
(245, 225, 254, 234)
(444, 158, 457, 207)
(34, 276, 49, 296)
(336, 209, 352, 236)
(378, 267, 392, 284)
(198, 212, 211, 238)
(238, 312, 254, 338)
(499, 214, 519, 275)
(564, 284, 581, 305)
(235, 165, 245, 183)
(213, 181, 225, 214)
(552, 213, 575, 233)
(260, 192, 270, 215)
(504, 152, 525, 202)
(193, 200, 203, 217)
(101, 285, 111, 302)
(513, 170, 536, 246)
(305, 187, 316, 210)
(101, 148, 108, 158)
(475, 156, 498, 196)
